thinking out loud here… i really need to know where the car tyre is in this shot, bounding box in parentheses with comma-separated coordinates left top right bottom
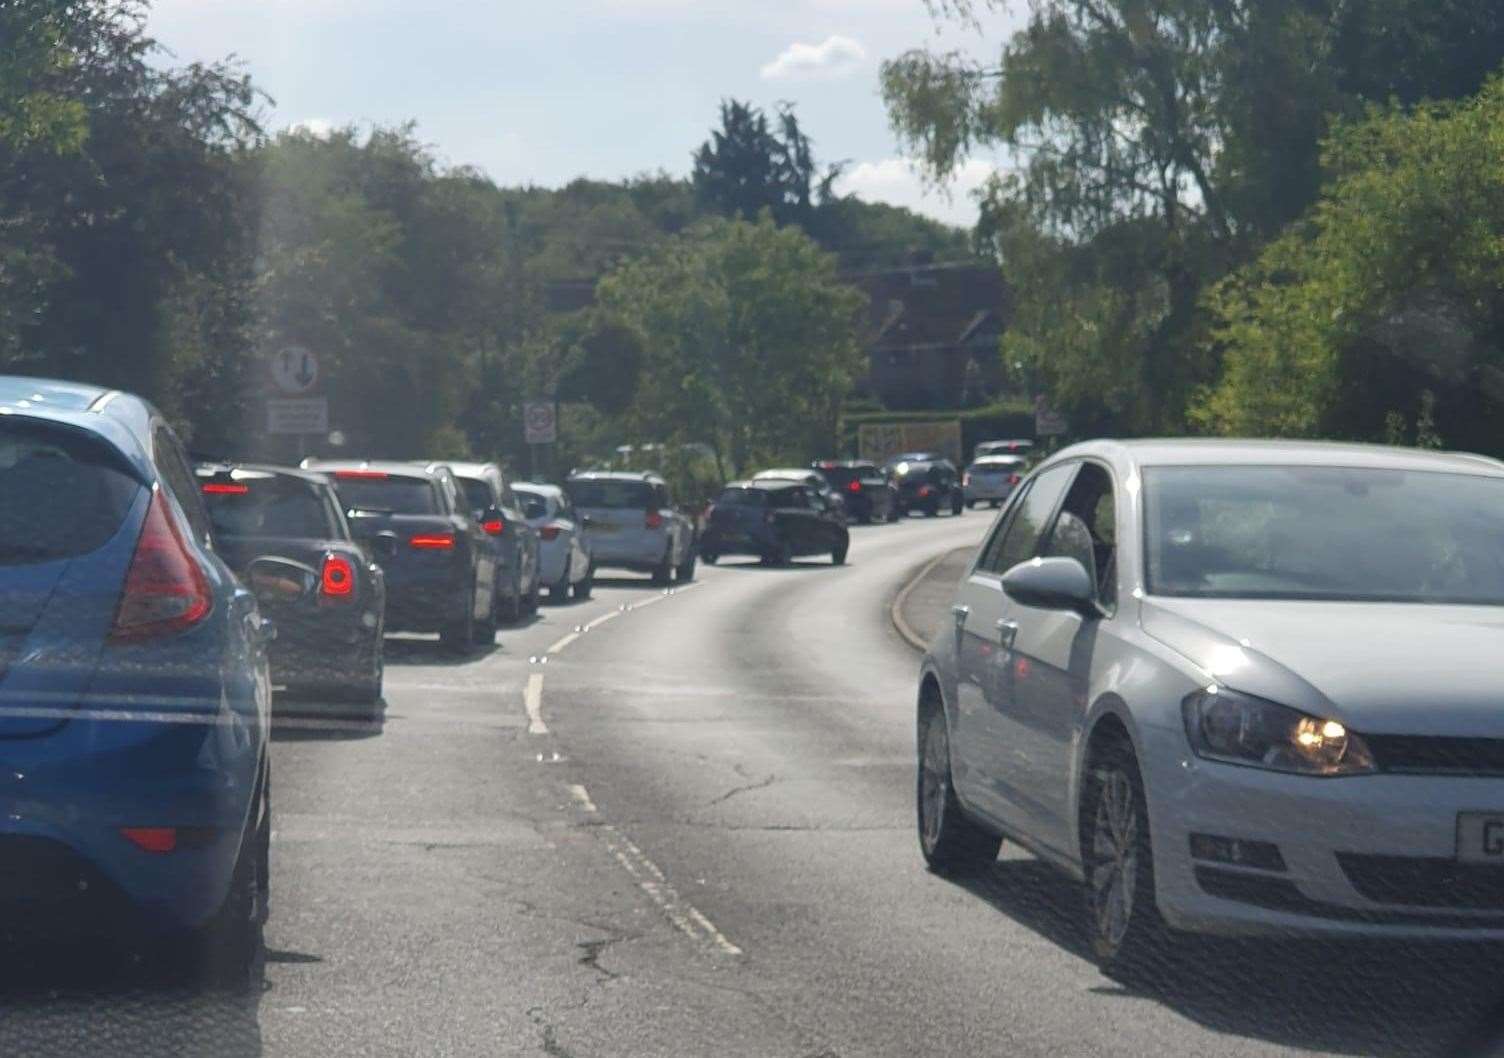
(701, 550, 719, 565)
(474, 598, 498, 645)
(525, 574, 542, 614)
(189, 768, 268, 991)
(951, 493, 965, 516)
(1081, 736, 1170, 981)
(676, 551, 696, 583)
(917, 701, 1000, 873)
(499, 574, 523, 625)
(573, 563, 594, 600)
(441, 591, 476, 655)
(651, 551, 673, 586)
(831, 543, 847, 565)
(925, 500, 939, 518)
(887, 504, 901, 524)
(548, 567, 571, 604)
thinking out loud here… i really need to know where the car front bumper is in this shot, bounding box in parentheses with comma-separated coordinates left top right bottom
(1141, 725, 1504, 939)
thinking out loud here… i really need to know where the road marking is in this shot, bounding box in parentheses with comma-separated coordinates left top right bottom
(544, 631, 579, 655)
(567, 783, 598, 812)
(603, 823, 742, 957)
(582, 610, 620, 632)
(524, 673, 548, 735)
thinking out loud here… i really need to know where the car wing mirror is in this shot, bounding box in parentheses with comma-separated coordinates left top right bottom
(246, 556, 318, 606)
(1001, 557, 1098, 618)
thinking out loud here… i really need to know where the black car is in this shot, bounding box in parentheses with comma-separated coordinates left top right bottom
(890, 458, 965, 517)
(811, 460, 898, 524)
(304, 459, 497, 653)
(700, 480, 849, 566)
(198, 463, 387, 705)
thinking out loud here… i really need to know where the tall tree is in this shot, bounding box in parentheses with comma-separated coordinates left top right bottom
(692, 100, 832, 229)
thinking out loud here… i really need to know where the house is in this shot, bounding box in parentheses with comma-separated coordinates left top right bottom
(851, 261, 1009, 410)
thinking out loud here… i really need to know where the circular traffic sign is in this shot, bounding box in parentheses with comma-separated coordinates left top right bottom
(271, 346, 320, 395)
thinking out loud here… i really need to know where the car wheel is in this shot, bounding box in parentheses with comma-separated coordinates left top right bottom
(831, 543, 847, 565)
(951, 493, 965, 516)
(887, 504, 901, 524)
(990, 500, 1001, 509)
(917, 700, 1000, 873)
(574, 563, 594, 600)
(1082, 736, 1169, 980)
(525, 574, 542, 614)
(189, 771, 267, 990)
(676, 550, 696, 583)
(701, 551, 719, 565)
(499, 575, 523, 624)
(925, 501, 939, 518)
(474, 597, 499, 645)
(441, 591, 476, 655)
(548, 564, 571, 603)
(651, 551, 673, 586)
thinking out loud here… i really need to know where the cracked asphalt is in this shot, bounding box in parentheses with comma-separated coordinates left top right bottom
(9, 511, 1504, 1056)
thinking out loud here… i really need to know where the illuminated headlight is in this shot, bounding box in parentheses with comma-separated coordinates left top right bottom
(1182, 688, 1376, 776)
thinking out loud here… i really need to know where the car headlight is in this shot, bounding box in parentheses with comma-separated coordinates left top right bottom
(1181, 687, 1376, 776)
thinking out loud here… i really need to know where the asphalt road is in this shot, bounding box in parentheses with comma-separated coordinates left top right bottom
(4, 511, 1504, 1056)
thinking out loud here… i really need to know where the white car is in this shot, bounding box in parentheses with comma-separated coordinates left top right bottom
(512, 483, 594, 603)
(919, 438, 1504, 978)
(963, 455, 1028, 508)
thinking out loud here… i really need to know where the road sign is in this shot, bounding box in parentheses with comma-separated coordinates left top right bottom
(271, 346, 320, 395)
(267, 397, 329, 435)
(524, 401, 557, 444)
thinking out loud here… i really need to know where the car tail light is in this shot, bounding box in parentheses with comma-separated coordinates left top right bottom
(120, 827, 178, 853)
(847, 480, 862, 493)
(409, 533, 456, 550)
(482, 518, 504, 536)
(335, 469, 388, 480)
(539, 525, 562, 541)
(645, 511, 663, 530)
(917, 485, 933, 497)
(321, 554, 355, 598)
(1009, 473, 1021, 485)
(201, 482, 248, 495)
(109, 489, 212, 643)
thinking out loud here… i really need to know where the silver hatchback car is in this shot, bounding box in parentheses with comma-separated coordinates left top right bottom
(918, 439, 1504, 977)
(565, 471, 696, 585)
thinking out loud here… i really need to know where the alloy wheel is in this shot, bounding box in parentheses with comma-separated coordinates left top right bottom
(1088, 768, 1139, 952)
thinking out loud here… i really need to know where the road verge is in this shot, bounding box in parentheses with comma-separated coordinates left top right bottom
(889, 546, 972, 652)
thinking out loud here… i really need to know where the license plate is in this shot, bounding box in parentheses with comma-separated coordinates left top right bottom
(1456, 813, 1504, 864)
(589, 521, 618, 534)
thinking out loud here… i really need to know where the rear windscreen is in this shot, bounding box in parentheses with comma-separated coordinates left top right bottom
(513, 488, 550, 520)
(716, 487, 766, 507)
(569, 481, 654, 509)
(331, 476, 438, 515)
(203, 477, 336, 539)
(817, 467, 870, 486)
(0, 421, 142, 565)
(457, 477, 492, 513)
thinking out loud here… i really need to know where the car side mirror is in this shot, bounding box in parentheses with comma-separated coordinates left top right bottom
(246, 556, 318, 606)
(1001, 557, 1098, 617)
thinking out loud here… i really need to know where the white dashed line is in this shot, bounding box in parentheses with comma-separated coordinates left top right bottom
(603, 822, 742, 956)
(524, 673, 547, 735)
(545, 631, 579, 655)
(582, 610, 620, 632)
(567, 783, 598, 812)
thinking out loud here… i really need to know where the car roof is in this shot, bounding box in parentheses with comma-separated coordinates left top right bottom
(196, 461, 335, 487)
(512, 481, 561, 497)
(754, 468, 818, 479)
(1048, 438, 1504, 478)
(302, 458, 445, 479)
(0, 375, 157, 482)
(424, 460, 497, 479)
(971, 454, 1027, 465)
(0, 376, 112, 411)
(724, 479, 798, 490)
(979, 439, 1034, 448)
(812, 460, 875, 468)
(567, 470, 665, 484)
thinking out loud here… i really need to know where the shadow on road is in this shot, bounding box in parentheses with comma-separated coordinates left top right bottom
(953, 858, 1504, 1057)
(382, 637, 500, 667)
(0, 939, 264, 1056)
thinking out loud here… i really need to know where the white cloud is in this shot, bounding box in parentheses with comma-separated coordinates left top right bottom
(759, 35, 866, 81)
(288, 118, 336, 138)
(835, 156, 997, 228)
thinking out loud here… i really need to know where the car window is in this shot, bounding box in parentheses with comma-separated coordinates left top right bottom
(513, 488, 550, 520)
(153, 424, 213, 544)
(568, 481, 655, 509)
(332, 475, 440, 514)
(458, 476, 493, 514)
(1044, 462, 1118, 609)
(0, 420, 142, 565)
(202, 476, 338, 539)
(769, 486, 805, 509)
(978, 464, 1075, 575)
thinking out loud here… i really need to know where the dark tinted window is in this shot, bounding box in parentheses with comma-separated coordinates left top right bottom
(458, 477, 493, 513)
(767, 486, 807, 509)
(817, 466, 877, 487)
(569, 481, 655, 509)
(332, 476, 439, 514)
(513, 488, 550, 519)
(203, 476, 337, 539)
(979, 464, 1075, 574)
(716, 487, 766, 507)
(0, 422, 141, 565)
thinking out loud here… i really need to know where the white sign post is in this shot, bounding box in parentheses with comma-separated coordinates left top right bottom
(267, 398, 329, 435)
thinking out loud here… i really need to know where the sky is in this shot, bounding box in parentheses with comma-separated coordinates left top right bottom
(144, 0, 1023, 229)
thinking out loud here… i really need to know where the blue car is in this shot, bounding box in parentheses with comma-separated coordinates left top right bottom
(0, 376, 274, 983)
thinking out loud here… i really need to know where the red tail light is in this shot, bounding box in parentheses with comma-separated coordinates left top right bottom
(482, 518, 504, 536)
(645, 511, 663, 530)
(917, 485, 934, 497)
(321, 554, 355, 598)
(201, 482, 248, 495)
(336, 469, 388, 480)
(846, 480, 862, 493)
(120, 827, 177, 853)
(109, 489, 212, 643)
(409, 533, 456, 550)
(539, 525, 562, 542)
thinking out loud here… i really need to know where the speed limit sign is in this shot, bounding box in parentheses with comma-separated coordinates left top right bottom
(524, 401, 557, 444)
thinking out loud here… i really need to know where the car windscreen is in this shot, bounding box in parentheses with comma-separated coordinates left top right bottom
(0, 421, 142, 565)
(330, 475, 438, 515)
(512, 488, 550, 520)
(568, 480, 654, 509)
(1144, 465, 1504, 604)
(716, 487, 766, 507)
(203, 476, 337, 539)
(457, 477, 492, 513)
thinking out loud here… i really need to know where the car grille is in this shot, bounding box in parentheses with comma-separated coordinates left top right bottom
(1366, 735, 1504, 776)
(1337, 853, 1504, 909)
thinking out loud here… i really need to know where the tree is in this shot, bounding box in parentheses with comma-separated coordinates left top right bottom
(692, 100, 830, 228)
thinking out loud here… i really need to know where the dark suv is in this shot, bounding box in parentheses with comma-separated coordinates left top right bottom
(890, 457, 965, 517)
(811, 460, 898, 524)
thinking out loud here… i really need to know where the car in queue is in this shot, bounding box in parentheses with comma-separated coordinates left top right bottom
(196, 462, 387, 707)
(975, 439, 1036, 460)
(890, 457, 965, 517)
(303, 459, 496, 653)
(917, 438, 1504, 978)
(963, 454, 1028, 509)
(810, 460, 898, 524)
(427, 461, 541, 624)
(565, 471, 697, 585)
(700, 479, 850, 566)
(0, 376, 274, 985)
(752, 468, 850, 524)
(512, 482, 594, 602)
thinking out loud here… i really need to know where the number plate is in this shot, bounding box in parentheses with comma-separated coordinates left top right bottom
(1456, 813, 1504, 864)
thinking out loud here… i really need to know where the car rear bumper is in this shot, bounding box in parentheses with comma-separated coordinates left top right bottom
(536, 540, 570, 584)
(700, 524, 777, 557)
(383, 579, 468, 633)
(589, 531, 670, 569)
(965, 482, 1013, 502)
(1141, 725, 1504, 939)
(264, 605, 381, 688)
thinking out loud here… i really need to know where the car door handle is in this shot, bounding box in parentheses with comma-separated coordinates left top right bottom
(996, 619, 1019, 648)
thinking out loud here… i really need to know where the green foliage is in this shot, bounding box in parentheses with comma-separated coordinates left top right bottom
(1197, 78, 1504, 447)
(0, 0, 89, 155)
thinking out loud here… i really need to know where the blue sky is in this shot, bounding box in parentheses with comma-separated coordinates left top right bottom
(145, 0, 1023, 227)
